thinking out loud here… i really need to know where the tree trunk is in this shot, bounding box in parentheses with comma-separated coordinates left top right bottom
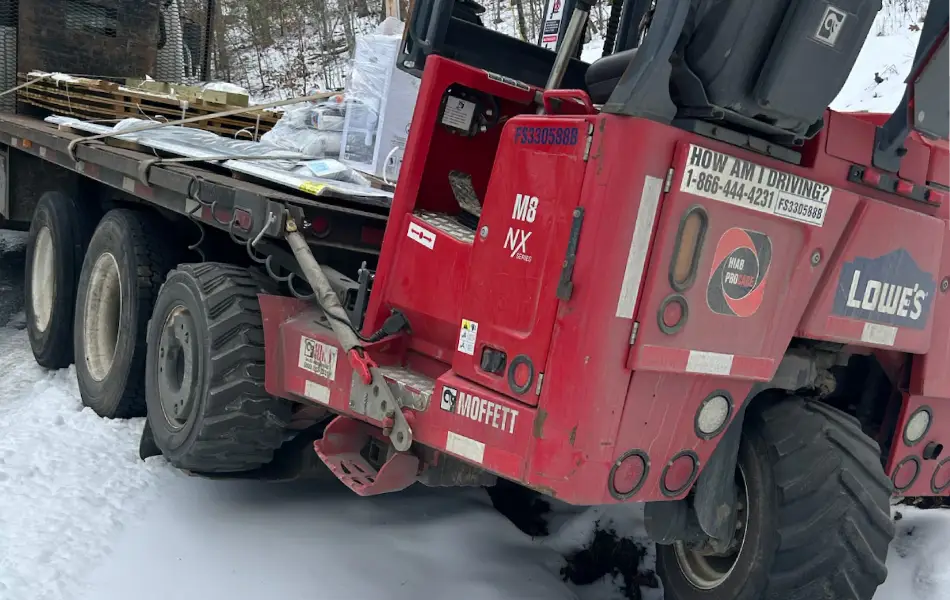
(513, 0, 529, 41)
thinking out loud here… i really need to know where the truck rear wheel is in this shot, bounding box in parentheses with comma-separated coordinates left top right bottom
(74, 209, 177, 418)
(145, 263, 291, 473)
(657, 397, 894, 600)
(25, 191, 96, 368)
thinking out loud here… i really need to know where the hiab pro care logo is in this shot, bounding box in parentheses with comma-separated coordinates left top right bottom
(707, 227, 772, 317)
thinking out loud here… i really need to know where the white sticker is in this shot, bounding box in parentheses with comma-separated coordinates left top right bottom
(680, 144, 831, 227)
(616, 176, 664, 318)
(861, 322, 897, 346)
(457, 319, 478, 355)
(441, 96, 476, 131)
(538, 0, 564, 49)
(685, 351, 734, 375)
(446, 431, 486, 464)
(440, 386, 458, 411)
(122, 177, 136, 192)
(814, 5, 847, 47)
(304, 380, 331, 404)
(407, 221, 436, 249)
(298, 336, 338, 381)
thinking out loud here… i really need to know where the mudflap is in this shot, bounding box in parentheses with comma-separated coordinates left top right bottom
(314, 415, 422, 496)
(139, 420, 161, 460)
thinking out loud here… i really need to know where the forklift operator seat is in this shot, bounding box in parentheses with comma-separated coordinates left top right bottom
(585, 0, 879, 139)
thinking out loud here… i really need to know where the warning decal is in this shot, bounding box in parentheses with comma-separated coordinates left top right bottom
(457, 319, 479, 355)
(707, 228, 772, 317)
(680, 144, 831, 226)
(299, 336, 339, 381)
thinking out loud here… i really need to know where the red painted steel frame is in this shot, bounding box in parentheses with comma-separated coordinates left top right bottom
(261, 56, 950, 504)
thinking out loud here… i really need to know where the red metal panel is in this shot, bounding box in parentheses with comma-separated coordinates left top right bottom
(610, 371, 754, 502)
(798, 200, 944, 353)
(385, 213, 473, 363)
(364, 56, 538, 339)
(451, 116, 591, 406)
(912, 230, 950, 399)
(524, 114, 679, 501)
(418, 373, 535, 482)
(629, 141, 857, 378)
(885, 393, 950, 497)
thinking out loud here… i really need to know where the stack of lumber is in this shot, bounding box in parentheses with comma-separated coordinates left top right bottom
(16, 73, 282, 139)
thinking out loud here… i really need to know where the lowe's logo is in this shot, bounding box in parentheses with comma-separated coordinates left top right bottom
(833, 249, 935, 329)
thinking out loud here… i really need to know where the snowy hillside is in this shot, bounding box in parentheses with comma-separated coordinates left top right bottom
(832, 0, 930, 112)
(224, 0, 931, 115)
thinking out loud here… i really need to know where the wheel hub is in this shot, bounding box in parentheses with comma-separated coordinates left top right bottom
(158, 306, 198, 429)
(83, 252, 122, 382)
(673, 465, 750, 590)
(31, 226, 56, 333)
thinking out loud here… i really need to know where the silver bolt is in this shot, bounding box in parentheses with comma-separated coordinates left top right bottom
(942, 278, 949, 292)
(479, 225, 489, 239)
(403, 60, 415, 69)
(811, 250, 822, 266)
(918, 110, 926, 123)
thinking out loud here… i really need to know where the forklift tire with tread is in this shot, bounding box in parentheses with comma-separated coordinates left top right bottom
(74, 208, 177, 419)
(657, 396, 895, 600)
(25, 191, 97, 369)
(145, 263, 292, 473)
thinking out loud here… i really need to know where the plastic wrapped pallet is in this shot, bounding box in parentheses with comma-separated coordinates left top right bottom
(340, 18, 420, 182)
(260, 96, 346, 158)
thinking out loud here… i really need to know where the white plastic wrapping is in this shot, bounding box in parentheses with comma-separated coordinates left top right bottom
(260, 96, 346, 158)
(340, 19, 420, 181)
(47, 116, 392, 204)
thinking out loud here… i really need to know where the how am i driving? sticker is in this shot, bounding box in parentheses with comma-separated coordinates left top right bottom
(680, 145, 832, 226)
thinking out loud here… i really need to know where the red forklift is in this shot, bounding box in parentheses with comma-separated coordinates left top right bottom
(2, 0, 948, 599)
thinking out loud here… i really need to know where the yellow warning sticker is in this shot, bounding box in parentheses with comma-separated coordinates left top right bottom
(457, 319, 478, 355)
(299, 181, 325, 195)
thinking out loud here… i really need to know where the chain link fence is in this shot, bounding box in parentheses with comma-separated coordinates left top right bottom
(0, 0, 221, 116)
(157, 0, 216, 84)
(0, 0, 15, 112)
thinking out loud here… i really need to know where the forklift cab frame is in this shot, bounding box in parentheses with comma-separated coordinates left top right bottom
(400, 0, 948, 171)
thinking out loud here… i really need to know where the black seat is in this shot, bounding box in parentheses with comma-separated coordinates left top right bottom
(587, 0, 879, 141)
(585, 48, 637, 105)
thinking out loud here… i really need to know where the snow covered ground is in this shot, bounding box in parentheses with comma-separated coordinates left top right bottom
(0, 232, 661, 600)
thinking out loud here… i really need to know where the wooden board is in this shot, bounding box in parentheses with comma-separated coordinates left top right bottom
(16, 74, 281, 139)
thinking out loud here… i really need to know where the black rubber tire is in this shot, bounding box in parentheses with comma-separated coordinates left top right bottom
(657, 397, 895, 600)
(74, 209, 178, 419)
(145, 263, 292, 473)
(24, 191, 97, 368)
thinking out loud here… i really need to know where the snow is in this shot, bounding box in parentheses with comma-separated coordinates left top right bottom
(873, 507, 950, 600)
(0, 232, 640, 600)
(79, 483, 576, 600)
(831, 4, 927, 113)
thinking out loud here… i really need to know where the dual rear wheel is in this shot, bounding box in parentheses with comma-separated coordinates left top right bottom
(24, 195, 289, 472)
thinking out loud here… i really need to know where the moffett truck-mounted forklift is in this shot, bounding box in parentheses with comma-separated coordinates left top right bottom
(1, 0, 948, 598)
